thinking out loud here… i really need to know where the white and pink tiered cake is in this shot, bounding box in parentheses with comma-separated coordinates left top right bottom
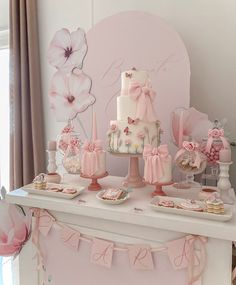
(107, 68, 161, 154)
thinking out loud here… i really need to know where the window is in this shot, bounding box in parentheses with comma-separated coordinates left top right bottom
(0, 29, 12, 285)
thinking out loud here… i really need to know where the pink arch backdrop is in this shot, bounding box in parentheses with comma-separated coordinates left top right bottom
(80, 11, 190, 176)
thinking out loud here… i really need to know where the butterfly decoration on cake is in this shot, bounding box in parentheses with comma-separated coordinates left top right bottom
(127, 117, 139, 125)
(48, 28, 95, 122)
(124, 126, 132, 136)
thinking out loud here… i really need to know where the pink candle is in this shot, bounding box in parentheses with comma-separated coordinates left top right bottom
(219, 148, 231, 163)
(48, 140, 57, 151)
(92, 111, 98, 141)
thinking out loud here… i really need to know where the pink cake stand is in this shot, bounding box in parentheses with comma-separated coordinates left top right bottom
(80, 172, 108, 191)
(146, 181, 173, 197)
(111, 153, 145, 188)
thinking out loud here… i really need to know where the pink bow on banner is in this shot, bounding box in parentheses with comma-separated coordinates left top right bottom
(81, 140, 103, 176)
(206, 128, 229, 153)
(129, 81, 156, 122)
(167, 235, 207, 285)
(31, 209, 55, 269)
(175, 141, 202, 169)
(143, 144, 169, 184)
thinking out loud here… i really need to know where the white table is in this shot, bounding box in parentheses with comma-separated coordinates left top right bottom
(6, 175, 236, 285)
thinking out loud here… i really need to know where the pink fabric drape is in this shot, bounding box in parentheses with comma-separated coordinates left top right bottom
(9, 0, 45, 190)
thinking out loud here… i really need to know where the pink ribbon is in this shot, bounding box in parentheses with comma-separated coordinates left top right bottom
(31, 209, 55, 269)
(206, 128, 229, 153)
(81, 140, 103, 176)
(129, 82, 156, 122)
(175, 141, 202, 169)
(143, 144, 169, 184)
(185, 235, 207, 285)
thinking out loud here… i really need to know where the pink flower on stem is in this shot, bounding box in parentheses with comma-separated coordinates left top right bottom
(137, 131, 145, 139)
(49, 70, 95, 121)
(47, 28, 87, 73)
(125, 139, 132, 146)
(110, 124, 118, 132)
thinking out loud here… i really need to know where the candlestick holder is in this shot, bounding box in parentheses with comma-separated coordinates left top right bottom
(81, 172, 108, 191)
(217, 161, 233, 204)
(45, 150, 61, 184)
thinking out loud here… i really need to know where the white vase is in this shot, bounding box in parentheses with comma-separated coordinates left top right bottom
(217, 161, 233, 204)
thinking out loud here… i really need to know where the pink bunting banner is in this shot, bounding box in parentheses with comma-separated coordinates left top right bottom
(30, 208, 208, 284)
(128, 245, 154, 270)
(90, 238, 114, 268)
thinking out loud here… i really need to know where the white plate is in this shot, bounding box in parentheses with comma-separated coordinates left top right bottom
(96, 190, 130, 205)
(150, 196, 233, 222)
(22, 183, 85, 199)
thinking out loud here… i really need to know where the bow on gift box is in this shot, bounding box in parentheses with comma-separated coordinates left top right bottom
(129, 81, 156, 122)
(206, 128, 229, 153)
(175, 141, 202, 169)
(81, 140, 103, 176)
(143, 144, 169, 184)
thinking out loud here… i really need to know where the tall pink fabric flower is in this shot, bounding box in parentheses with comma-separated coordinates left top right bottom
(0, 193, 31, 257)
(49, 70, 95, 121)
(47, 28, 87, 73)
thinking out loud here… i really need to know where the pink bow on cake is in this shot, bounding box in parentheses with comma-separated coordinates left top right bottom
(143, 144, 169, 184)
(129, 82, 156, 122)
(206, 128, 229, 152)
(81, 140, 103, 176)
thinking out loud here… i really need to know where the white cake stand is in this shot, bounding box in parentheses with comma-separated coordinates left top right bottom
(110, 153, 145, 188)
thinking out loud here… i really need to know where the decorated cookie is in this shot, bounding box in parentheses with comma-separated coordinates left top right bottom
(177, 200, 204, 212)
(158, 200, 175, 208)
(62, 188, 77, 194)
(102, 188, 124, 200)
(48, 187, 63, 192)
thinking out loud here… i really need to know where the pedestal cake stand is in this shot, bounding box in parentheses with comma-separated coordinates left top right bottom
(80, 172, 108, 191)
(111, 153, 145, 188)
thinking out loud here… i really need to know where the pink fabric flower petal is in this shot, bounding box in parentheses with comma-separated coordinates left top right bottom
(50, 28, 71, 49)
(71, 28, 86, 51)
(49, 71, 95, 121)
(47, 28, 88, 73)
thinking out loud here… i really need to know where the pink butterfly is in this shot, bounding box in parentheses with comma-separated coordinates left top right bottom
(124, 127, 131, 136)
(128, 117, 139, 125)
(125, 72, 132, 78)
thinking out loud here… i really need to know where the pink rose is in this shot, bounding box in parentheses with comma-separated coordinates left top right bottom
(208, 128, 224, 138)
(110, 124, 118, 132)
(125, 139, 132, 146)
(182, 141, 199, 152)
(137, 131, 145, 139)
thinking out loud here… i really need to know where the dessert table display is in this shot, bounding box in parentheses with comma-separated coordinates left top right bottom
(1, 11, 236, 285)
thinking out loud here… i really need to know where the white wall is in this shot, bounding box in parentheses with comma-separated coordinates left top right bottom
(37, 0, 236, 188)
(0, 0, 9, 30)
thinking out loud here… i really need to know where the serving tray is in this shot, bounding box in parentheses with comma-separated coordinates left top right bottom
(150, 196, 233, 222)
(22, 183, 85, 199)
